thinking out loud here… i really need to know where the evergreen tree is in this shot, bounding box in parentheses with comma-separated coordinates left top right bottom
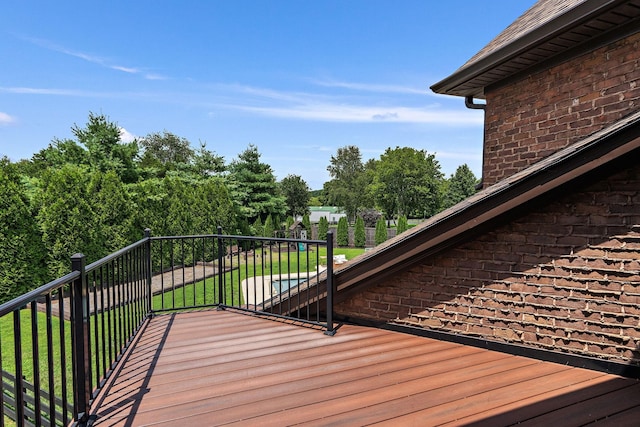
(228, 144, 286, 223)
(302, 213, 311, 232)
(318, 216, 329, 241)
(286, 215, 294, 231)
(397, 215, 409, 235)
(442, 164, 478, 209)
(0, 160, 45, 302)
(337, 216, 349, 247)
(354, 216, 366, 248)
(72, 112, 140, 183)
(88, 170, 136, 255)
(36, 165, 96, 278)
(263, 214, 275, 239)
(252, 216, 263, 237)
(375, 217, 388, 246)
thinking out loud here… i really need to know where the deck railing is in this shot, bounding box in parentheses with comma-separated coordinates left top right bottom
(0, 228, 334, 426)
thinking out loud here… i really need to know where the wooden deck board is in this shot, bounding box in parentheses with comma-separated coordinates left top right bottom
(91, 309, 640, 426)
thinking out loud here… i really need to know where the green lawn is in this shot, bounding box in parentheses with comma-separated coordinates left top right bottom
(1, 308, 73, 426)
(152, 246, 366, 311)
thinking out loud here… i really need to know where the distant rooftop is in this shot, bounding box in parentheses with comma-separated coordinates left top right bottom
(309, 206, 344, 213)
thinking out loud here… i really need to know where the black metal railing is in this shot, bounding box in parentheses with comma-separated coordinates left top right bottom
(0, 228, 334, 426)
(150, 229, 334, 332)
(0, 234, 150, 426)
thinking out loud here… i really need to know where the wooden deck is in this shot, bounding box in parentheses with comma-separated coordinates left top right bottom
(91, 310, 640, 426)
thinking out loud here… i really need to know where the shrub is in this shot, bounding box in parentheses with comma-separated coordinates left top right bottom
(302, 213, 311, 231)
(354, 216, 366, 248)
(397, 215, 408, 234)
(263, 214, 274, 239)
(337, 216, 349, 246)
(375, 217, 387, 246)
(318, 216, 329, 241)
(252, 216, 263, 236)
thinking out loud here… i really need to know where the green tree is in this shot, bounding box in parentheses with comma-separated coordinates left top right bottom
(192, 142, 226, 178)
(286, 215, 294, 231)
(442, 164, 478, 209)
(337, 216, 349, 247)
(280, 174, 310, 218)
(0, 160, 45, 302)
(36, 165, 96, 278)
(375, 217, 388, 246)
(252, 216, 264, 237)
(192, 177, 235, 235)
(302, 213, 311, 232)
(354, 216, 366, 248)
(72, 112, 139, 182)
(317, 216, 329, 241)
(139, 131, 194, 177)
(324, 145, 367, 222)
(29, 139, 87, 176)
(397, 215, 409, 235)
(371, 147, 443, 221)
(228, 145, 286, 223)
(88, 170, 136, 255)
(128, 178, 169, 236)
(263, 214, 275, 239)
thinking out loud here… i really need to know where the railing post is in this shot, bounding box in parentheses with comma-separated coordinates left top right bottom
(71, 253, 91, 425)
(144, 228, 153, 315)
(217, 226, 224, 308)
(325, 230, 335, 336)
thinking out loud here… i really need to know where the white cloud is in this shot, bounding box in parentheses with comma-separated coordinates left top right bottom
(20, 35, 160, 79)
(208, 82, 482, 125)
(144, 73, 168, 81)
(0, 86, 92, 96)
(228, 103, 483, 125)
(0, 112, 16, 125)
(0, 86, 161, 101)
(110, 65, 139, 74)
(311, 79, 429, 95)
(119, 127, 137, 143)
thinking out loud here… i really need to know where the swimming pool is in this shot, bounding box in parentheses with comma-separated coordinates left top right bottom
(272, 278, 307, 293)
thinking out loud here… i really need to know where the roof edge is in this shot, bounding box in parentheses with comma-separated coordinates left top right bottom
(331, 109, 640, 298)
(430, 0, 623, 97)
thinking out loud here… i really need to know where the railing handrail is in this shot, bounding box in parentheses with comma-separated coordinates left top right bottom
(152, 233, 326, 245)
(0, 270, 80, 317)
(85, 236, 150, 272)
(0, 237, 150, 317)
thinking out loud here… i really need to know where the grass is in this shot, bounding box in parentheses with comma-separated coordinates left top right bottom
(152, 246, 366, 311)
(1, 307, 73, 426)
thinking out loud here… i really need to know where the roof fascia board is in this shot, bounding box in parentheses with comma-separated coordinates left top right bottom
(430, 0, 623, 97)
(485, 16, 640, 95)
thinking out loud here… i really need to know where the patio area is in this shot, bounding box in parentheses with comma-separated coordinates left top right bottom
(90, 309, 640, 426)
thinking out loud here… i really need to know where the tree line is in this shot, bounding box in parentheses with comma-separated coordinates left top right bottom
(0, 112, 476, 303)
(321, 145, 477, 224)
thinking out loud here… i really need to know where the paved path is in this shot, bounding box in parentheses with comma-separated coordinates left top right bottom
(39, 262, 225, 320)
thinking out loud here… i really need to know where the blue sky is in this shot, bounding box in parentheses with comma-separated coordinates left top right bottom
(1, 0, 533, 190)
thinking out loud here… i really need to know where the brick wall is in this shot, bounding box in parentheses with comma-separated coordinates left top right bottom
(335, 163, 640, 365)
(483, 32, 640, 187)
